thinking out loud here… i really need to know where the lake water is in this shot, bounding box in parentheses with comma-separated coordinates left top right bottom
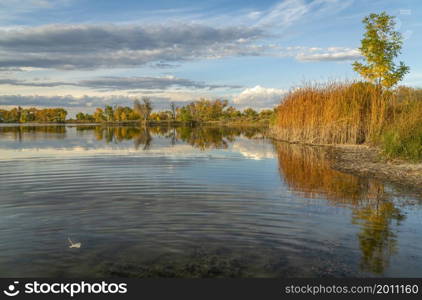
(0, 124, 421, 277)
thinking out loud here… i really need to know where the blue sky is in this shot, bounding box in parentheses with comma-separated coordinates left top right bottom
(0, 0, 420, 112)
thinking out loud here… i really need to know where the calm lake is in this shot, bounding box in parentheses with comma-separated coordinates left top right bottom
(0, 124, 421, 277)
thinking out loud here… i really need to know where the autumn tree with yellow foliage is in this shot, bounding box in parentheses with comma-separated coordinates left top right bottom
(352, 12, 409, 89)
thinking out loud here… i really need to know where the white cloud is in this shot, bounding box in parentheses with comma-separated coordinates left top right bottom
(233, 85, 287, 109)
(295, 48, 362, 62)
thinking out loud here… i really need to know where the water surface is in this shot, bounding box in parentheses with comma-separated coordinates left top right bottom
(0, 124, 421, 277)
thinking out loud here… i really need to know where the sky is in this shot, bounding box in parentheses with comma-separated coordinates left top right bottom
(0, 0, 420, 114)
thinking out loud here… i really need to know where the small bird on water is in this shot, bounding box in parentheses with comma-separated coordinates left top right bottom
(68, 238, 81, 249)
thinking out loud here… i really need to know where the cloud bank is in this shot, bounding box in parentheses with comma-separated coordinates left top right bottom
(0, 24, 265, 70)
(0, 76, 242, 91)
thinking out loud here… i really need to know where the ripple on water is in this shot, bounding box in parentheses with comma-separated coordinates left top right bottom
(0, 125, 422, 277)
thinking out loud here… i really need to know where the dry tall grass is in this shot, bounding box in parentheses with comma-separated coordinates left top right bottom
(272, 81, 422, 160)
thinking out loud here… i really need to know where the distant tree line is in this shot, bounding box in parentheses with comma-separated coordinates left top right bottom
(75, 98, 274, 123)
(0, 107, 67, 123)
(0, 97, 275, 124)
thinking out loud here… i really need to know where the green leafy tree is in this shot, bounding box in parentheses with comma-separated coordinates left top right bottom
(177, 107, 193, 122)
(76, 112, 86, 121)
(105, 105, 114, 122)
(93, 108, 106, 122)
(243, 108, 258, 120)
(353, 12, 409, 89)
(20, 110, 29, 123)
(259, 109, 274, 120)
(54, 108, 67, 122)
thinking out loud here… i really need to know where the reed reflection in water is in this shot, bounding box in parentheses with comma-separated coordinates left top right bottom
(275, 142, 406, 274)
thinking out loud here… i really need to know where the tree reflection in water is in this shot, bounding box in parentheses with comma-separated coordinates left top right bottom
(274, 142, 405, 275)
(1, 124, 266, 150)
(0, 125, 67, 141)
(75, 125, 266, 151)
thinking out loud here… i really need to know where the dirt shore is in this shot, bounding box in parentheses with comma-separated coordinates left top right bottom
(325, 145, 422, 191)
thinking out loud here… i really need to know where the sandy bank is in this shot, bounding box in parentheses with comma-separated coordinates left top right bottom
(325, 145, 422, 191)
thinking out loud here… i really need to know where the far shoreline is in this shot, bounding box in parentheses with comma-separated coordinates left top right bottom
(0, 120, 270, 127)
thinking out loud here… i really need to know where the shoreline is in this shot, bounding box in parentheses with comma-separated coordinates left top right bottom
(273, 136, 422, 192)
(325, 145, 422, 192)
